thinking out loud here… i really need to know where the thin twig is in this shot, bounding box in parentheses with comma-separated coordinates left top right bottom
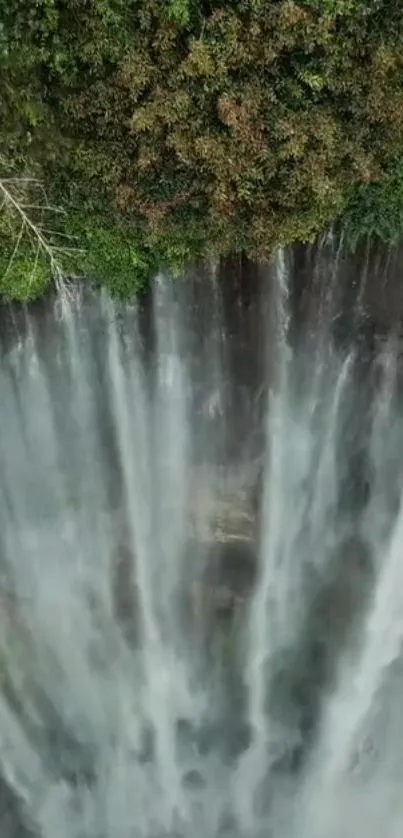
(39, 228, 80, 240)
(0, 177, 42, 184)
(19, 205, 67, 215)
(50, 245, 85, 254)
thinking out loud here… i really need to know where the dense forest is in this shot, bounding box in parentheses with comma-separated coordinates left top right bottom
(1, 0, 403, 299)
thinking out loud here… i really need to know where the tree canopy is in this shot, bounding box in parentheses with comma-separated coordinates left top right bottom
(1, 0, 403, 298)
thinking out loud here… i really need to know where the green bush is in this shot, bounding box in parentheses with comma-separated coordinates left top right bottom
(343, 160, 403, 247)
(67, 213, 206, 299)
(0, 250, 50, 301)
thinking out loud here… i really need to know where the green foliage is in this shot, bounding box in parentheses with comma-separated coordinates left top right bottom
(2, 0, 403, 299)
(0, 206, 208, 301)
(343, 160, 403, 248)
(68, 213, 205, 299)
(70, 218, 153, 298)
(0, 212, 51, 301)
(166, 0, 192, 28)
(0, 252, 50, 301)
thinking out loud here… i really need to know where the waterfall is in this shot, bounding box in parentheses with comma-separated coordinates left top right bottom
(0, 247, 403, 838)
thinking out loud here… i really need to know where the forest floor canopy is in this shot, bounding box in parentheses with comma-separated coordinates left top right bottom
(1, 0, 403, 299)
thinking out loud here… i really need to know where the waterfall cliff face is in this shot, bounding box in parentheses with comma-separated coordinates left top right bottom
(0, 242, 403, 838)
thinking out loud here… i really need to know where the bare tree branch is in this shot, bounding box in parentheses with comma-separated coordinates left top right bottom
(0, 177, 84, 293)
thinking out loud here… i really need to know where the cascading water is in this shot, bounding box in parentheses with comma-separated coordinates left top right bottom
(0, 248, 403, 838)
